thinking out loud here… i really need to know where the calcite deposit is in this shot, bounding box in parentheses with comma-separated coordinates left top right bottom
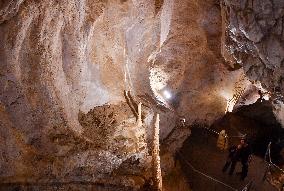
(221, 0, 284, 96)
(0, 0, 283, 190)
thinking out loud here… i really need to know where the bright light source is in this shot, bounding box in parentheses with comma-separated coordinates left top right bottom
(163, 90, 172, 99)
(226, 101, 234, 113)
(263, 93, 270, 101)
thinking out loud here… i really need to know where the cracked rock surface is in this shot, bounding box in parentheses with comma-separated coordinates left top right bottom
(221, 0, 284, 95)
(1, 0, 283, 190)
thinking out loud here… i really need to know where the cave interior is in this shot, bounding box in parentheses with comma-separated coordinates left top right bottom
(1, 0, 284, 191)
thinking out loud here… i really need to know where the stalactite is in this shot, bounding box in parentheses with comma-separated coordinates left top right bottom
(217, 130, 228, 150)
(137, 102, 142, 127)
(152, 113, 163, 191)
(226, 74, 247, 112)
(124, 90, 138, 117)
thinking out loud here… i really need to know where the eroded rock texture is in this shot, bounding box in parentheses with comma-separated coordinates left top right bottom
(0, 0, 154, 189)
(221, 0, 284, 95)
(0, 0, 276, 190)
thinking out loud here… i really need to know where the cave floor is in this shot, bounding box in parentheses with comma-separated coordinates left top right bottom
(0, 183, 134, 191)
(179, 127, 277, 191)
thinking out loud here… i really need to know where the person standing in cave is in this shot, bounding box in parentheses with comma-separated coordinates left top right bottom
(222, 143, 242, 175)
(222, 137, 252, 178)
(239, 138, 252, 180)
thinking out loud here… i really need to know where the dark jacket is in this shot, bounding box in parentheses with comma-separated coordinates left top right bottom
(228, 145, 241, 160)
(239, 145, 252, 163)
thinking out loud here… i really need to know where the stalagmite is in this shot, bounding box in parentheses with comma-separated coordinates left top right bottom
(217, 130, 228, 150)
(1, 0, 283, 190)
(137, 102, 142, 127)
(152, 113, 163, 191)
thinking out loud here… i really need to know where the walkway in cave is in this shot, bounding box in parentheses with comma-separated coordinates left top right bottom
(179, 127, 277, 191)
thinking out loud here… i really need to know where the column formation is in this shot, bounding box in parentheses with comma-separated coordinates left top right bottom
(152, 114, 162, 191)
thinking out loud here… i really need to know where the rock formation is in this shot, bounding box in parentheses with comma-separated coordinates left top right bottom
(221, 0, 284, 96)
(0, 0, 283, 190)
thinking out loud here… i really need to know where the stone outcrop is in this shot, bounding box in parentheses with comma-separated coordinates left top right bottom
(221, 0, 284, 96)
(0, 1, 156, 188)
(2, 0, 282, 190)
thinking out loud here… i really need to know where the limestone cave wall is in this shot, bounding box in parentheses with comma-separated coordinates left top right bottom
(0, 0, 283, 190)
(221, 0, 284, 95)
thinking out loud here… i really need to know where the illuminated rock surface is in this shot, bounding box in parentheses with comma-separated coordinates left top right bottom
(0, 0, 283, 190)
(221, 0, 284, 95)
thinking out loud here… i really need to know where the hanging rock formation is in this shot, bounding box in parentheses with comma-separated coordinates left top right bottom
(0, 0, 283, 190)
(221, 0, 284, 96)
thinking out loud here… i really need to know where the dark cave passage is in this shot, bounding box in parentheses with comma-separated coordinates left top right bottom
(212, 100, 284, 166)
(178, 100, 284, 191)
(178, 127, 276, 191)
